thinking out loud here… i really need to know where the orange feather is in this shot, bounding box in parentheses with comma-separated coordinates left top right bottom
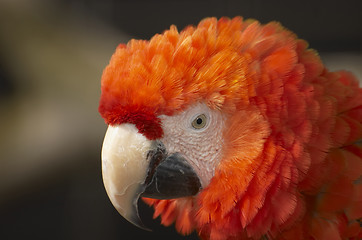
(99, 17, 362, 239)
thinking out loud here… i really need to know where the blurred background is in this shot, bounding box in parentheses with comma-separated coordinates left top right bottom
(0, 0, 360, 239)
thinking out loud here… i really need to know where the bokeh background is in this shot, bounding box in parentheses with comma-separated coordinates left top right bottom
(0, 0, 360, 239)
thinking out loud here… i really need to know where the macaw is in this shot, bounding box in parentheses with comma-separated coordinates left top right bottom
(99, 17, 362, 240)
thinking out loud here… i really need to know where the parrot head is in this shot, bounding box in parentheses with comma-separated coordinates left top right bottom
(99, 17, 362, 239)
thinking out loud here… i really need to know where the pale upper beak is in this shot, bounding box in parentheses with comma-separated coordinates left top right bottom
(101, 123, 201, 229)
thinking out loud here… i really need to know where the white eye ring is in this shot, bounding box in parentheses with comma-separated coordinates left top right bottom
(191, 114, 208, 130)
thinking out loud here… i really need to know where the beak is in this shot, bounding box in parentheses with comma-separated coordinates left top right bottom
(101, 124, 201, 229)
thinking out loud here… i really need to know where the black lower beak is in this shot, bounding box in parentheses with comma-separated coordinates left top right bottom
(142, 141, 202, 199)
(101, 124, 202, 230)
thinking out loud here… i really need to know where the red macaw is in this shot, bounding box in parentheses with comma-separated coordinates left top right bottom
(99, 17, 362, 239)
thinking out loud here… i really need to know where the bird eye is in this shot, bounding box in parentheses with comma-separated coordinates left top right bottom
(191, 114, 207, 129)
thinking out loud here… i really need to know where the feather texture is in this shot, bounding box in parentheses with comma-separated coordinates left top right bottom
(100, 17, 362, 239)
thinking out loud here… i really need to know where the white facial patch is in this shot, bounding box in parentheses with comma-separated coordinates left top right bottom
(159, 103, 225, 187)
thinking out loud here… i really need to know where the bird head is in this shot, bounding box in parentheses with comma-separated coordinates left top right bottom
(99, 17, 322, 239)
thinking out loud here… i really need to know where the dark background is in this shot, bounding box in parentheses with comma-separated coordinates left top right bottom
(0, 0, 360, 239)
(85, 0, 361, 52)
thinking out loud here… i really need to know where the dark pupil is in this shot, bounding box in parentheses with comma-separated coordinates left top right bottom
(196, 117, 203, 125)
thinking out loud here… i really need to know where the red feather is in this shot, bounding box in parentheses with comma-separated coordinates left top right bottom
(100, 17, 362, 239)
